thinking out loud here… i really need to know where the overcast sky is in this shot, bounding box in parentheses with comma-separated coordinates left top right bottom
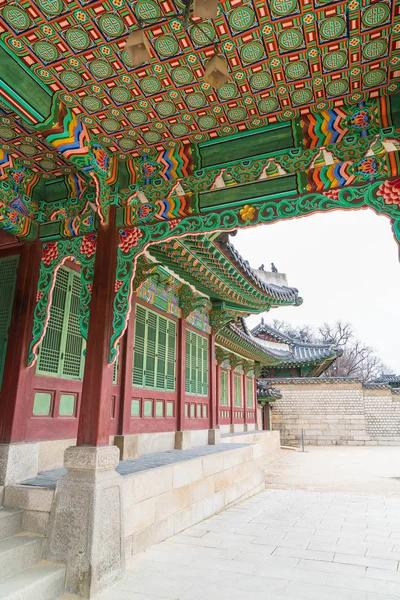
(234, 210, 400, 373)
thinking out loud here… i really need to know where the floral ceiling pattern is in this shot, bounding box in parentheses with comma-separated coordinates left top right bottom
(0, 0, 400, 174)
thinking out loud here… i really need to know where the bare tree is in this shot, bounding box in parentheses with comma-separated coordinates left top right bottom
(317, 321, 353, 346)
(270, 319, 391, 382)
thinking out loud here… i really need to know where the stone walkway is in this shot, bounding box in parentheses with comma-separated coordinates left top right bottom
(97, 447, 400, 600)
(98, 488, 400, 600)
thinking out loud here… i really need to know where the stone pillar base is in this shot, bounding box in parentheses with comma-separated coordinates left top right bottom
(0, 442, 39, 486)
(45, 445, 124, 599)
(208, 429, 221, 445)
(175, 430, 191, 450)
(114, 434, 138, 460)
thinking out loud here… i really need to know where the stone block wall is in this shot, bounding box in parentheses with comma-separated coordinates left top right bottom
(123, 431, 280, 557)
(269, 379, 400, 446)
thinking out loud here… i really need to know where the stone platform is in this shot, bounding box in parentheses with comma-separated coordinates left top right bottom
(2, 431, 280, 562)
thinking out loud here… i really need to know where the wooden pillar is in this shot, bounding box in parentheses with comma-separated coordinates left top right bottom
(230, 369, 234, 427)
(216, 363, 221, 427)
(76, 208, 118, 447)
(176, 318, 186, 431)
(243, 374, 247, 427)
(0, 240, 41, 443)
(118, 296, 136, 435)
(209, 333, 217, 430)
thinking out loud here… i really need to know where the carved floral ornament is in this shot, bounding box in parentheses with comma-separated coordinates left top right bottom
(108, 177, 400, 363)
(28, 235, 97, 367)
(215, 345, 254, 371)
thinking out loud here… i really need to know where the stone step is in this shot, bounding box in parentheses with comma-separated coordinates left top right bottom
(0, 508, 23, 541)
(0, 561, 65, 600)
(0, 534, 43, 581)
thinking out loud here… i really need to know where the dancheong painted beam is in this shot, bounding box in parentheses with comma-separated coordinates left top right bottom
(0, 0, 400, 366)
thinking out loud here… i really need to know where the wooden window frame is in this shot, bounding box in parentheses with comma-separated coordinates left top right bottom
(185, 329, 209, 398)
(132, 304, 177, 392)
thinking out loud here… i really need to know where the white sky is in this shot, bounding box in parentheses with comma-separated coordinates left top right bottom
(233, 209, 400, 373)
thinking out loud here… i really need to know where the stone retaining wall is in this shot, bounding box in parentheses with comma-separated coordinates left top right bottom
(3, 432, 281, 556)
(124, 431, 280, 557)
(268, 379, 400, 446)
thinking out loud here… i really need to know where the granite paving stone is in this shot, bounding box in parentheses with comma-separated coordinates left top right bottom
(96, 447, 400, 599)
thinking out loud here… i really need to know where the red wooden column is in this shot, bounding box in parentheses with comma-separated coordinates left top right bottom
(0, 240, 41, 443)
(216, 363, 221, 428)
(118, 296, 136, 436)
(209, 332, 217, 430)
(76, 208, 119, 447)
(176, 317, 187, 431)
(243, 374, 248, 428)
(230, 369, 234, 428)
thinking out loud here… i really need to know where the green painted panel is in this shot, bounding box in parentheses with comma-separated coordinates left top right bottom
(220, 371, 228, 406)
(59, 394, 75, 416)
(203, 404, 208, 418)
(37, 267, 68, 376)
(201, 336, 208, 396)
(33, 392, 52, 416)
(234, 374, 241, 407)
(199, 175, 297, 209)
(185, 403, 189, 417)
(132, 305, 146, 387)
(190, 403, 195, 417)
(166, 321, 176, 392)
(144, 400, 153, 416)
(185, 330, 208, 397)
(37, 266, 85, 380)
(197, 403, 202, 418)
(132, 305, 176, 391)
(156, 401, 163, 417)
(0, 46, 52, 119)
(62, 271, 85, 380)
(198, 125, 294, 168)
(145, 310, 157, 388)
(131, 399, 140, 417)
(156, 317, 167, 389)
(166, 401, 174, 417)
(44, 179, 69, 203)
(390, 93, 400, 131)
(246, 378, 253, 408)
(0, 255, 19, 389)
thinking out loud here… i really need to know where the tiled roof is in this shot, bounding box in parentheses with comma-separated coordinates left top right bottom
(371, 374, 400, 385)
(227, 321, 290, 363)
(215, 236, 302, 305)
(251, 320, 342, 367)
(262, 378, 400, 394)
(257, 381, 282, 400)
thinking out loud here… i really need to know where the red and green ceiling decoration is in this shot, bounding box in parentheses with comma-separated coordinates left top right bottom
(1, 0, 400, 166)
(1, 0, 400, 365)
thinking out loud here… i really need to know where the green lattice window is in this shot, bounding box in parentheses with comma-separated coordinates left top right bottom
(234, 373, 242, 407)
(220, 370, 228, 406)
(0, 255, 19, 389)
(246, 377, 254, 409)
(185, 330, 208, 396)
(36, 266, 85, 380)
(132, 305, 176, 391)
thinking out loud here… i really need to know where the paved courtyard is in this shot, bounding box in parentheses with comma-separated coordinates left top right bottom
(98, 447, 400, 600)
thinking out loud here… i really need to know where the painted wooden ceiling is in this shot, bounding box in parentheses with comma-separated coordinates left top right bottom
(0, 0, 399, 175)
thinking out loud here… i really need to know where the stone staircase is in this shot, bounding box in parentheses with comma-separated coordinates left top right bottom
(0, 506, 65, 599)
